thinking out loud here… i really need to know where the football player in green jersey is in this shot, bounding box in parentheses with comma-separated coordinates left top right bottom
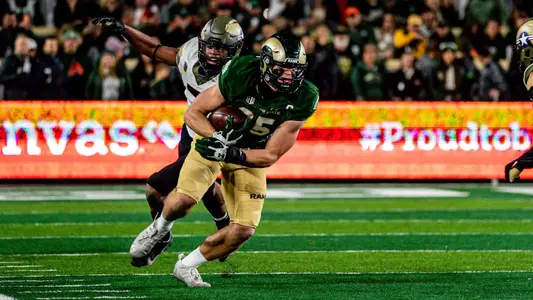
(129, 33, 319, 287)
(505, 18, 533, 182)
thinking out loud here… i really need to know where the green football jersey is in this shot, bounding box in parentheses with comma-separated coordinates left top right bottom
(218, 55, 319, 149)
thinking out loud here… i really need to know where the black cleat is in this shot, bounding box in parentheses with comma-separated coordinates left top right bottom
(215, 216, 231, 262)
(131, 232, 173, 267)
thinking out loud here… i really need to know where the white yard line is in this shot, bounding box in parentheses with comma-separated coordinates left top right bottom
(3, 232, 533, 240)
(3, 249, 533, 259)
(36, 297, 147, 300)
(17, 290, 129, 294)
(2, 270, 533, 279)
(1, 269, 57, 272)
(0, 265, 43, 268)
(2, 284, 111, 288)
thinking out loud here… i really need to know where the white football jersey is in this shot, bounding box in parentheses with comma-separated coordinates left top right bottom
(176, 37, 220, 137)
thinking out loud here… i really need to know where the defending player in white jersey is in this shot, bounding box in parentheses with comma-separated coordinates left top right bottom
(92, 16, 244, 266)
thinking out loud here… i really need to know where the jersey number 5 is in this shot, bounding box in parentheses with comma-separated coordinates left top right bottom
(250, 116, 275, 136)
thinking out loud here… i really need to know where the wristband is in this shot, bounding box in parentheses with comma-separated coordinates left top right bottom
(225, 147, 247, 165)
(152, 44, 162, 62)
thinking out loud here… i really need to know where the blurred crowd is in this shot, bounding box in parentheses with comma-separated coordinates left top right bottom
(0, 0, 531, 101)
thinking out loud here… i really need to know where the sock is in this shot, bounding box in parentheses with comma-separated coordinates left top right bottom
(213, 212, 228, 222)
(154, 215, 174, 232)
(182, 247, 208, 268)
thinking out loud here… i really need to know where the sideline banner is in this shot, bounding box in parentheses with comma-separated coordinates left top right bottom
(0, 101, 531, 179)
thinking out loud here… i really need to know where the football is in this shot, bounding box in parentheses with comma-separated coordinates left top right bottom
(208, 106, 249, 131)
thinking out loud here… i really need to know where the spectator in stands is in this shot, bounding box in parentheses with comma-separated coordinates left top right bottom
(439, 0, 459, 27)
(0, 34, 32, 99)
(301, 34, 315, 81)
(86, 50, 134, 100)
(394, 14, 426, 58)
(164, 5, 194, 47)
(481, 19, 507, 61)
(430, 20, 456, 47)
(130, 54, 153, 100)
(351, 43, 386, 101)
(310, 24, 339, 100)
(465, 0, 508, 26)
(251, 34, 265, 56)
(332, 27, 354, 99)
(0, 12, 18, 57)
(420, 6, 437, 38)
(27, 38, 62, 100)
(54, 0, 99, 30)
(99, 0, 124, 20)
(388, 48, 426, 100)
(375, 13, 395, 60)
(344, 6, 376, 61)
(418, 40, 440, 98)
(149, 63, 176, 100)
(477, 45, 510, 101)
(434, 42, 468, 101)
(358, 0, 385, 27)
(5, 0, 44, 26)
(133, 0, 159, 28)
(58, 29, 92, 99)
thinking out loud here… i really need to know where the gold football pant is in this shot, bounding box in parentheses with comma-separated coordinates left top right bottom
(173, 137, 266, 228)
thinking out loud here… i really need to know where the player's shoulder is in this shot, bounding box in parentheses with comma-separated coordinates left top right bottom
(219, 56, 260, 97)
(181, 37, 199, 56)
(222, 55, 260, 75)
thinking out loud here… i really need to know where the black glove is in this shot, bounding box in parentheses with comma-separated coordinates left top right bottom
(92, 17, 125, 35)
(195, 137, 247, 164)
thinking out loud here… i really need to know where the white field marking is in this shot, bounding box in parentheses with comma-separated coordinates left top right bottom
(3, 284, 111, 288)
(0, 191, 145, 201)
(8, 219, 533, 227)
(36, 297, 147, 300)
(0, 294, 17, 300)
(4, 232, 533, 240)
(0, 279, 85, 283)
(5, 207, 533, 216)
(1, 269, 57, 273)
(494, 187, 533, 195)
(3, 270, 533, 280)
(0, 265, 43, 268)
(17, 290, 129, 294)
(5, 249, 533, 259)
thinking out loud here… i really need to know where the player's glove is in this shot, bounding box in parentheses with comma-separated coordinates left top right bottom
(505, 160, 523, 183)
(195, 137, 247, 164)
(212, 115, 253, 146)
(92, 17, 125, 35)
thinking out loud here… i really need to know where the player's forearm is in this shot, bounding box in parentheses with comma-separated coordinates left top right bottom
(511, 146, 533, 171)
(184, 109, 216, 138)
(123, 25, 160, 57)
(232, 149, 278, 168)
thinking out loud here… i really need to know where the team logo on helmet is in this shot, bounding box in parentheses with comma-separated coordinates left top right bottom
(518, 32, 533, 47)
(183, 61, 188, 73)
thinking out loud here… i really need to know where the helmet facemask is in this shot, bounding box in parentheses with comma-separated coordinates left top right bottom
(198, 38, 242, 74)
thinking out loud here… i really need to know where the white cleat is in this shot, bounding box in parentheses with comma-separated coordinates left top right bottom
(173, 254, 211, 288)
(129, 220, 169, 261)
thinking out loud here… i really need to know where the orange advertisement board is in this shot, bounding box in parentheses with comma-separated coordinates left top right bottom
(0, 101, 531, 179)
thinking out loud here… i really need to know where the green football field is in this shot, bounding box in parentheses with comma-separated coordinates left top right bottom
(1, 183, 533, 299)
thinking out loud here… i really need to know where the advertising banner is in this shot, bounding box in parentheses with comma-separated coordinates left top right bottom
(0, 101, 531, 179)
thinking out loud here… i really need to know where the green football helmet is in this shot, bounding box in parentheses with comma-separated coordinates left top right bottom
(260, 33, 308, 94)
(198, 16, 244, 74)
(515, 18, 533, 75)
